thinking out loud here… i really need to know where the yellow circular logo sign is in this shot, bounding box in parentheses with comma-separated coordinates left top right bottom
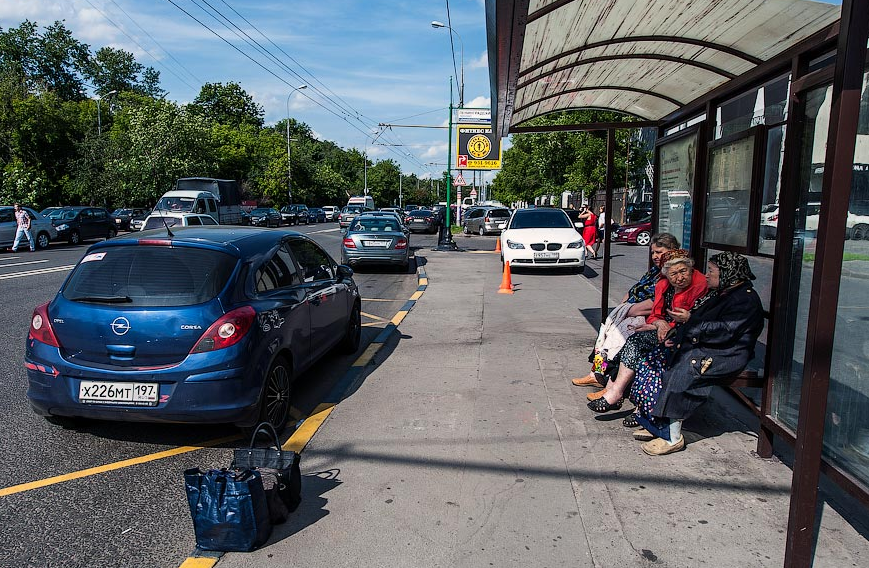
(467, 134, 491, 159)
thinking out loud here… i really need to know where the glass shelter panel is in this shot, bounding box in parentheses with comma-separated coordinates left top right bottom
(824, 69, 869, 488)
(704, 133, 755, 248)
(759, 125, 786, 255)
(657, 132, 698, 250)
(771, 84, 831, 430)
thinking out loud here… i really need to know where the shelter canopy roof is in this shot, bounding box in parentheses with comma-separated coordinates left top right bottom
(487, 0, 841, 137)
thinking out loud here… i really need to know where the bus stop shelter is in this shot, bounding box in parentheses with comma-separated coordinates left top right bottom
(486, 0, 869, 565)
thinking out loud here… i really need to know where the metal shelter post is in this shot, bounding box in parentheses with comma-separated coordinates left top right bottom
(601, 128, 615, 319)
(784, 0, 869, 565)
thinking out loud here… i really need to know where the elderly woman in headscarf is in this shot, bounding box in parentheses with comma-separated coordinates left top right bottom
(587, 250, 707, 415)
(635, 252, 765, 455)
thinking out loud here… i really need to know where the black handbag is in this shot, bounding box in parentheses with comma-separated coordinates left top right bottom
(183, 468, 273, 552)
(232, 422, 302, 518)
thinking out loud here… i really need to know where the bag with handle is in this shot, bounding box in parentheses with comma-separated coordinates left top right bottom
(232, 422, 302, 519)
(183, 467, 273, 552)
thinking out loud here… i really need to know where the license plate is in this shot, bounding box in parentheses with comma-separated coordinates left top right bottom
(414, 219, 425, 223)
(363, 240, 390, 248)
(533, 251, 559, 260)
(496, 223, 505, 228)
(79, 381, 159, 406)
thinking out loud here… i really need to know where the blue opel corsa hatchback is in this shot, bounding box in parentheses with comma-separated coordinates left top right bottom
(25, 227, 361, 432)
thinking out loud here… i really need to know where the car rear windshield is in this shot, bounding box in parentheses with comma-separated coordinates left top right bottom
(343, 206, 363, 213)
(409, 210, 432, 217)
(143, 216, 180, 230)
(487, 209, 510, 218)
(509, 210, 573, 229)
(63, 245, 237, 307)
(351, 218, 400, 232)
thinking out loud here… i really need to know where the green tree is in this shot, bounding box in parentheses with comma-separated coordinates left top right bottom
(191, 82, 264, 129)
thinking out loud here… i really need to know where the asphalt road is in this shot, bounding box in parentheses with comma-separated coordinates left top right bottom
(0, 223, 436, 568)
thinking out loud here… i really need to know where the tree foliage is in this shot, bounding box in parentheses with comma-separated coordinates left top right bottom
(491, 110, 650, 205)
(0, 20, 445, 211)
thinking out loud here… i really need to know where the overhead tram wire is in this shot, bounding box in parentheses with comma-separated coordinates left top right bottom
(188, 0, 355, 121)
(185, 0, 416, 168)
(217, 0, 362, 121)
(106, 0, 203, 85)
(85, 0, 199, 91)
(163, 0, 430, 174)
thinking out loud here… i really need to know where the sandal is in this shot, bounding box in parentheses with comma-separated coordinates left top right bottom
(587, 397, 624, 413)
(622, 413, 639, 428)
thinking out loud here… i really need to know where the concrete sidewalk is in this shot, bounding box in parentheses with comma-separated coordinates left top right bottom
(219, 245, 868, 568)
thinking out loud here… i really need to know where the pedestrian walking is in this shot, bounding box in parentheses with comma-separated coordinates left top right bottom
(577, 205, 597, 259)
(11, 203, 35, 252)
(593, 205, 607, 258)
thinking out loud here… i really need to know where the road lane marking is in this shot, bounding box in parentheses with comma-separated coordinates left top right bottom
(179, 558, 219, 568)
(0, 256, 23, 261)
(361, 322, 386, 327)
(360, 311, 387, 322)
(362, 298, 405, 302)
(283, 403, 335, 453)
(352, 343, 381, 367)
(0, 264, 76, 280)
(0, 260, 49, 269)
(306, 227, 341, 235)
(0, 434, 240, 498)
(467, 250, 498, 254)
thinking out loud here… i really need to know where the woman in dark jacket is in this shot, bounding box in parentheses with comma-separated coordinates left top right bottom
(636, 252, 765, 455)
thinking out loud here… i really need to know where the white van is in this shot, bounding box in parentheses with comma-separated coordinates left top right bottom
(347, 195, 375, 210)
(154, 189, 242, 225)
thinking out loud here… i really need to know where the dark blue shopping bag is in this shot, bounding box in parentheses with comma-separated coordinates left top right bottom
(184, 468, 273, 552)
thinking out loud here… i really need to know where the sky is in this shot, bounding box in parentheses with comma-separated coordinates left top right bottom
(0, 0, 496, 181)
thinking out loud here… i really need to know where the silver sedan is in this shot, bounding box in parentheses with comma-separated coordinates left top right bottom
(341, 214, 410, 270)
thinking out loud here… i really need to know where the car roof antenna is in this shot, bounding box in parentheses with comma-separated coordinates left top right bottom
(157, 208, 175, 238)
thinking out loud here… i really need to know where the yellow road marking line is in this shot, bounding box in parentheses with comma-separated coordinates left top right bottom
(0, 434, 240, 498)
(418, 277, 428, 286)
(179, 558, 218, 568)
(466, 250, 498, 254)
(409, 290, 423, 301)
(391, 310, 409, 326)
(283, 403, 335, 453)
(352, 343, 380, 367)
(360, 311, 387, 322)
(362, 298, 405, 302)
(361, 321, 386, 327)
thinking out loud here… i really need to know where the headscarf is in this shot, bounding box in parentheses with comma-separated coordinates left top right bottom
(660, 248, 690, 265)
(709, 251, 756, 290)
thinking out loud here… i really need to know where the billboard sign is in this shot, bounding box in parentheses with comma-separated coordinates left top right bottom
(457, 108, 491, 124)
(456, 124, 502, 170)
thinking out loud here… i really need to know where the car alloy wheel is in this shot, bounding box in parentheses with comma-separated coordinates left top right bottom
(69, 230, 81, 245)
(259, 357, 292, 432)
(635, 231, 651, 246)
(36, 232, 50, 249)
(479, 225, 485, 236)
(107, 228, 117, 239)
(463, 224, 470, 235)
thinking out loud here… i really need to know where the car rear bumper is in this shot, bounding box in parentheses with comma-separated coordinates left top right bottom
(25, 342, 262, 426)
(343, 249, 409, 265)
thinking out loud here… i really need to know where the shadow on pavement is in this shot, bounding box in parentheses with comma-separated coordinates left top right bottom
(266, 470, 342, 542)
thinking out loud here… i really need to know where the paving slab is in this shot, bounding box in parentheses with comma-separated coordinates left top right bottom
(217, 249, 868, 568)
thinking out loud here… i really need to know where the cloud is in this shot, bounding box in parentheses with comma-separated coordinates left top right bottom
(422, 143, 448, 159)
(465, 95, 491, 109)
(468, 50, 488, 70)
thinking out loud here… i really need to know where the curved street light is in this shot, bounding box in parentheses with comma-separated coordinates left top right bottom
(96, 89, 118, 135)
(431, 21, 464, 108)
(286, 85, 308, 204)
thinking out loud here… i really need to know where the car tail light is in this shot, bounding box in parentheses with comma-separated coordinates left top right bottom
(484, 216, 490, 223)
(343, 237, 357, 249)
(395, 238, 408, 250)
(190, 306, 256, 354)
(425, 216, 433, 222)
(29, 303, 60, 347)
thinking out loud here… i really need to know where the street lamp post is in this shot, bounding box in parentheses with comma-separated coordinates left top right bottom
(286, 85, 308, 205)
(96, 89, 118, 135)
(431, 21, 464, 108)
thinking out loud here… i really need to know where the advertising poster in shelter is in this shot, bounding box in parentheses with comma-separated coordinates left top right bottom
(656, 132, 698, 249)
(704, 134, 755, 247)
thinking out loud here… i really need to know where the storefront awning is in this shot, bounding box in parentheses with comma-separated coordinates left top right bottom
(487, 0, 841, 137)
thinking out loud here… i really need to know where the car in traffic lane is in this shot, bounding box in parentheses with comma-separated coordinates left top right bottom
(462, 206, 510, 235)
(0, 206, 57, 250)
(43, 206, 117, 245)
(499, 208, 586, 272)
(249, 207, 282, 228)
(613, 216, 652, 245)
(24, 227, 361, 432)
(405, 209, 438, 234)
(341, 213, 410, 270)
(141, 212, 218, 230)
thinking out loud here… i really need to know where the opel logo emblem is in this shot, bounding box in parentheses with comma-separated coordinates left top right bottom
(111, 317, 131, 336)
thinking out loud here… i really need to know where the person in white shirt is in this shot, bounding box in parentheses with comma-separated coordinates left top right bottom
(11, 203, 35, 252)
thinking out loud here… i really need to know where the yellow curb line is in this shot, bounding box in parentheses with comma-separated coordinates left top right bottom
(351, 343, 381, 367)
(466, 250, 498, 254)
(282, 403, 336, 453)
(362, 298, 405, 302)
(0, 434, 241, 498)
(409, 290, 424, 301)
(179, 558, 218, 568)
(390, 310, 409, 326)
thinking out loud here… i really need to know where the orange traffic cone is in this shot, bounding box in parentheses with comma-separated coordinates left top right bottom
(495, 238, 501, 253)
(498, 260, 514, 294)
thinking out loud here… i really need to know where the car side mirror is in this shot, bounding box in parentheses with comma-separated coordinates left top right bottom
(336, 264, 353, 281)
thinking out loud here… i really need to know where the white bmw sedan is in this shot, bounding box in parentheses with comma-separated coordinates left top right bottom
(499, 208, 587, 272)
